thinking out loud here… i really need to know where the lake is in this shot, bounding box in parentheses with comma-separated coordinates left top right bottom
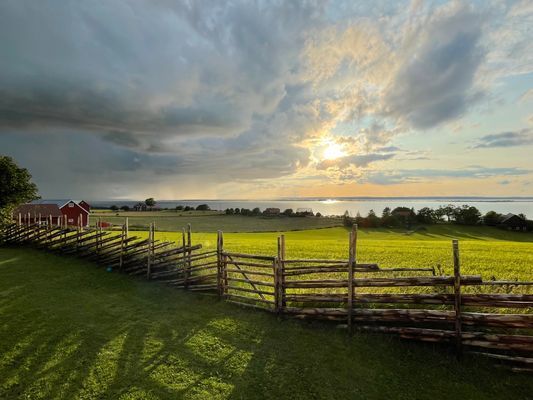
(88, 197, 533, 218)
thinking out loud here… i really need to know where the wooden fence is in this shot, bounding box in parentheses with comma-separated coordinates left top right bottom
(1, 218, 532, 372)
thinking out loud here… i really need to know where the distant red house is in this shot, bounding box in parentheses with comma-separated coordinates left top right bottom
(59, 200, 90, 227)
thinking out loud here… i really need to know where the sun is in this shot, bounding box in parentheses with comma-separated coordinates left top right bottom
(322, 142, 345, 160)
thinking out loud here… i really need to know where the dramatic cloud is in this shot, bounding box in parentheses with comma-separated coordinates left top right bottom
(0, 1, 532, 198)
(471, 129, 533, 148)
(0, 1, 323, 150)
(384, 3, 486, 129)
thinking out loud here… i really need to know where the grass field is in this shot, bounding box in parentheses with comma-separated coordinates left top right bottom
(129, 225, 533, 283)
(90, 212, 343, 232)
(1, 248, 532, 400)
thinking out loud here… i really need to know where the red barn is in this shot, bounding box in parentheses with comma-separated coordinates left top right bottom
(59, 200, 90, 227)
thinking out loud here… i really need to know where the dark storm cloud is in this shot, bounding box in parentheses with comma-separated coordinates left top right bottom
(0, 0, 323, 151)
(471, 129, 533, 148)
(385, 5, 485, 129)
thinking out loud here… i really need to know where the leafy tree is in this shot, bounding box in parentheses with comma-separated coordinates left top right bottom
(365, 209, 380, 228)
(183, 206, 193, 211)
(416, 207, 437, 224)
(120, 205, 130, 211)
(438, 205, 456, 222)
(0, 156, 39, 226)
(381, 207, 397, 227)
(454, 205, 481, 225)
(145, 198, 156, 210)
(283, 208, 294, 216)
(483, 211, 502, 226)
(175, 205, 184, 211)
(225, 208, 234, 215)
(234, 208, 240, 214)
(252, 207, 261, 215)
(315, 212, 322, 217)
(196, 204, 210, 211)
(110, 205, 119, 211)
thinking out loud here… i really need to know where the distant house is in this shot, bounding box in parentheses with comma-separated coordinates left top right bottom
(13, 204, 63, 225)
(499, 213, 527, 231)
(263, 208, 280, 216)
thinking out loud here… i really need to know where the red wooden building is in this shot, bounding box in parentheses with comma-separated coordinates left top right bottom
(13, 204, 63, 225)
(13, 200, 91, 227)
(59, 200, 90, 227)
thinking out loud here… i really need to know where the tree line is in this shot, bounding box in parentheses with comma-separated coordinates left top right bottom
(343, 205, 529, 229)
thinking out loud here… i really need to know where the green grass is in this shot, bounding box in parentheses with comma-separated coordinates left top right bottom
(90, 213, 343, 233)
(134, 225, 533, 282)
(1, 247, 532, 399)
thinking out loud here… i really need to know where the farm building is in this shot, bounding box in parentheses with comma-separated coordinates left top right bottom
(499, 213, 528, 231)
(59, 200, 90, 227)
(13, 204, 63, 225)
(13, 199, 91, 227)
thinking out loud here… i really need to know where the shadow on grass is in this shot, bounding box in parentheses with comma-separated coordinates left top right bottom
(0, 247, 532, 400)
(343, 224, 533, 242)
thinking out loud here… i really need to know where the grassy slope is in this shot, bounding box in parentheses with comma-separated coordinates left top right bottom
(1, 248, 532, 400)
(138, 225, 533, 281)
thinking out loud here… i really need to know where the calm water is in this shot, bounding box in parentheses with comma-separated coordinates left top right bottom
(89, 197, 533, 218)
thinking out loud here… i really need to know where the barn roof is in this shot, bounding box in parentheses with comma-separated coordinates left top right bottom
(501, 213, 525, 223)
(31, 199, 90, 213)
(14, 204, 62, 217)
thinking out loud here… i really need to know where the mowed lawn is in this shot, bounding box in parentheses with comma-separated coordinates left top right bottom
(135, 225, 533, 282)
(1, 248, 533, 400)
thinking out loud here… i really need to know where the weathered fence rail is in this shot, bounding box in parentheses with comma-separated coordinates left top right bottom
(1, 218, 532, 372)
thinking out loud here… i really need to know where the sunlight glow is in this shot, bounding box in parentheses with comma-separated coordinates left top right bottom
(322, 142, 345, 160)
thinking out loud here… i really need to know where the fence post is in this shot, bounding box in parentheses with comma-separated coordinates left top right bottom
(187, 223, 192, 272)
(181, 227, 188, 287)
(347, 224, 357, 334)
(277, 235, 286, 313)
(280, 235, 286, 310)
(147, 222, 153, 279)
(452, 239, 462, 357)
(119, 224, 125, 271)
(217, 230, 224, 298)
(125, 217, 129, 238)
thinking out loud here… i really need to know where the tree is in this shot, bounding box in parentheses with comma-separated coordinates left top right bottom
(252, 207, 261, 215)
(110, 205, 119, 211)
(120, 205, 130, 212)
(283, 208, 294, 216)
(483, 211, 502, 226)
(315, 212, 322, 217)
(454, 205, 481, 225)
(145, 198, 156, 210)
(0, 156, 39, 226)
(365, 209, 380, 227)
(225, 208, 234, 215)
(175, 205, 184, 211)
(196, 204, 210, 211)
(438, 205, 456, 222)
(416, 207, 436, 224)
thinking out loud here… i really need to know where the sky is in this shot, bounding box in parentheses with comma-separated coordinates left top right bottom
(0, 0, 532, 200)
